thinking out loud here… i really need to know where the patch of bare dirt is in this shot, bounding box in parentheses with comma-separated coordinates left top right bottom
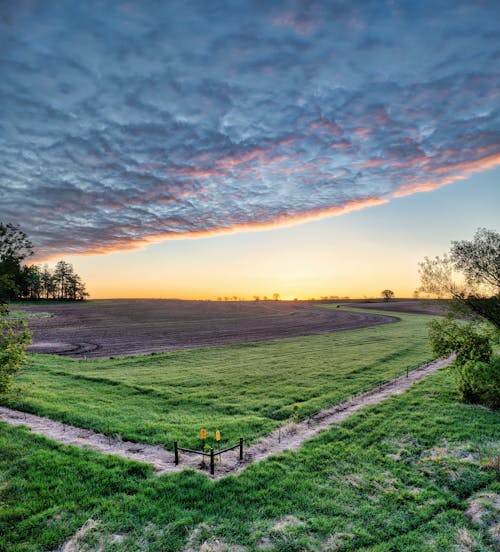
(55, 519, 98, 552)
(0, 357, 452, 480)
(18, 299, 397, 358)
(271, 515, 304, 531)
(466, 492, 500, 544)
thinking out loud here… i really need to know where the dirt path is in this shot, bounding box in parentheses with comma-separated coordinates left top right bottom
(0, 356, 452, 479)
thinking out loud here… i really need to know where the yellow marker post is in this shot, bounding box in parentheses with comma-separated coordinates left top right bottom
(215, 430, 221, 463)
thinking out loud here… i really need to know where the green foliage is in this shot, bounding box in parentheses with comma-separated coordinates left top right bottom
(428, 317, 499, 409)
(0, 304, 31, 396)
(428, 317, 492, 365)
(456, 357, 500, 409)
(1, 369, 498, 551)
(8, 310, 434, 448)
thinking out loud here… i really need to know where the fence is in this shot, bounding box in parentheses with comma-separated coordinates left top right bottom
(174, 437, 244, 475)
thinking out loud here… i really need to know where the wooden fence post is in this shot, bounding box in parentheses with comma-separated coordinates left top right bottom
(239, 437, 244, 461)
(174, 441, 179, 465)
(210, 448, 215, 475)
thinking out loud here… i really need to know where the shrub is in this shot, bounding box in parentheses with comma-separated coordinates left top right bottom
(428, 317, 492, 365)
(455, 357, 500, 409)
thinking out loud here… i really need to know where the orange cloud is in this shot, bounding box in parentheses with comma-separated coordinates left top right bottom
(392, 151, 500, 198)
(34, 196, 388, 262)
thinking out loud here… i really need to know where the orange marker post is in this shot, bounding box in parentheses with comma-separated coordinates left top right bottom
(200, 428, 207, 440)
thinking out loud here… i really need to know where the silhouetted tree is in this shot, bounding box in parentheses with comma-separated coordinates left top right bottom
(0, 223, 33, 302)
(0, 222, 88, 302)
(381, 289, 394, 302)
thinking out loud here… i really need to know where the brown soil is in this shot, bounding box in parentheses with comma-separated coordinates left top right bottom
(17, 299, 396, 358)
(347, 299, 448, 316)
(0, 356, 452, 479)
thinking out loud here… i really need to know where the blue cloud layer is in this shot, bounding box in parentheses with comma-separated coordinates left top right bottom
(1, 1, 499, 257)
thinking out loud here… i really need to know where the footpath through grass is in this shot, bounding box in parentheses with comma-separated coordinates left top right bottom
(1, 369, 499, 551)
(7, 310, 434, 448)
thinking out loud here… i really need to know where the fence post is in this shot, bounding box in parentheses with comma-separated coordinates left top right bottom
(210, 448, 215, 475)
(239, 437, 244, 461)
(174, 441, 179, 465)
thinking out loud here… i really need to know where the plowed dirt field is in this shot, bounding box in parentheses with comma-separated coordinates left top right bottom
(18, 300, 396, 358)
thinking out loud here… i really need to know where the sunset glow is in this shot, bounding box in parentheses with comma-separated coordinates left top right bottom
(1, 1, 499, 299)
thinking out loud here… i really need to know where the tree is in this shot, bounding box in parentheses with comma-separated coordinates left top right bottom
(421, 228, 500, 409)
(0, 303, 31, 396)
(0, 222, 33, 264)
(381, 289, 394, 302)
(419, 228, 500, 328)
(0, 223, 33, 301)
(272, 293, 280, 301)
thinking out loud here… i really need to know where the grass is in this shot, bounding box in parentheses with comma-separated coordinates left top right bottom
(1, 368, 498, 551)
(6, 310, 436, 448)
(6, 300, 88, 306)
(4, 310, 52, 320)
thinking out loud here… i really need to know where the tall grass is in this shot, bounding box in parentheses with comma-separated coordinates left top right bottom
(1, 369, 498, 551)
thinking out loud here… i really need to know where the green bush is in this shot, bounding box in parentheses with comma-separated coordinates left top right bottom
(428, 317, 492, 365)
(455, 356, 500, 409)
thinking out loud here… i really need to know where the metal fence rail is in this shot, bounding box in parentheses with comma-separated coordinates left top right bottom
(174, 437, 244, 475)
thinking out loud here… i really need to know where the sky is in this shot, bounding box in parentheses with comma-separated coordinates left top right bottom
(1, 0, 499, 299)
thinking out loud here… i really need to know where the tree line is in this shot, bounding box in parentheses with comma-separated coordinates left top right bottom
(0, 222, 88, 302)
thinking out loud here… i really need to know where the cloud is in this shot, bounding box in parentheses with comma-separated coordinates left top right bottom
(0, 0, 499, 259)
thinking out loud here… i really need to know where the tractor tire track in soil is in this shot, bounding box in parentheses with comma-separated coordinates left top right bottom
(0, 356, 453, 480)
(21, 300, 397, 358)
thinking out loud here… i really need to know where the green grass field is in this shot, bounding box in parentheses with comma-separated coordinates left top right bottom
(1, 369, 498, 551)
(7, 310, 435, 449)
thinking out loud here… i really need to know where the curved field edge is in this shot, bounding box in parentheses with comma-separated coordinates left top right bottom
(4, 309, 437, 449)
(1, 369, 498, 551)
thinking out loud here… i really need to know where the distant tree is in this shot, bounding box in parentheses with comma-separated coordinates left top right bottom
(419, 228, 499, 328)
(253, 295, 260, 301)
(40, 265, 56, 300)
(19, 265, 42, 300)
(0, 303, 31, 396)
(413, 290, 420, 299)
(50, 261, 87, 300)
(272, 293, 280, 301)
(381, 289, 394, 302)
